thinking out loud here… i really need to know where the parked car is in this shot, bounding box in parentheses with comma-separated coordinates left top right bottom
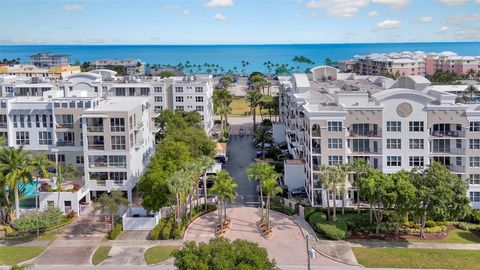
(256, 150, 268, 158)
(256, 142, 272, 149)
(290, 187, 308, 197)
(215, 156, 226, 164)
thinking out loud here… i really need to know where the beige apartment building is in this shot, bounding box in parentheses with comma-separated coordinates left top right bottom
(279, 66, 480, 209)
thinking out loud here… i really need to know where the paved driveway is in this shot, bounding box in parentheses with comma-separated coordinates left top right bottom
(184, 207, 341, 268)
(33, 216, 109, 265)
(224, 134, 258, 204)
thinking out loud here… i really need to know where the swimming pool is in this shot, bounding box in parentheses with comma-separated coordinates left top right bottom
(18, 181, 39, 197)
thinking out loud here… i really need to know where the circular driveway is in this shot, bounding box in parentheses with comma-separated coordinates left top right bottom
(184, 207, 341, 267)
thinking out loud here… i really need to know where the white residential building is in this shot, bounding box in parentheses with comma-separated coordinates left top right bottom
(29, 53, 69, 68)
(92, 58, 145, 76)
(279, 66, 480, 209)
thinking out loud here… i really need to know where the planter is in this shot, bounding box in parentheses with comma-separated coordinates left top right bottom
(256, 222, 273, 239)
(215, 218, 232, 237)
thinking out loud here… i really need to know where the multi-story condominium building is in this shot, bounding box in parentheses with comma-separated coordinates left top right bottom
(92, 58, 145, 76)
(355, 51, 426, 76)
(425, 51, 480, 76)
(0, 65, 80, 79)
(29, 53, 70, 68)
(279, 66, 480, 209)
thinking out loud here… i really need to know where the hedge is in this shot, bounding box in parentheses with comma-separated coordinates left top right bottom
(150, 218, 168, 240)
(11, 207, 68, 234)
(308, 212, 326, 226)
(160, 216, 174, 240)
(457, 222, 480, 232)
(316, 220, 350, 240)
(108, 224, 122, 240)
(270, 197, 294, 216)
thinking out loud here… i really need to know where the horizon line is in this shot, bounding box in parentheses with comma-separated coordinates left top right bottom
(1, 41, 479, 46)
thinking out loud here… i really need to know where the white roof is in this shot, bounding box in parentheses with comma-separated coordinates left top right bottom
(85, 97, 148, 112)
(291, 73, 310, 88)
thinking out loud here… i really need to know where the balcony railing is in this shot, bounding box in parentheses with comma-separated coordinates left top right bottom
(87, 126, 104, 132)
(430, 148, 465, 155)
(135, 122, 144, 130)
(311, 130, 321, 137)
(0, 123, 7, 128)
(430, 130, 465, 137)
(349, 130, 381, 137)
(57, 141, 75, 147)
(312, 147, 321, 154)
(134, 139, 144, 148)
(88, 144, 105, 150)
(56, 123, 74, 128)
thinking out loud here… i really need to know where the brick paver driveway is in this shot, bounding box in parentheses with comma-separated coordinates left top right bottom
(185, 207, 341, 268)
(33, 216, 109, 265)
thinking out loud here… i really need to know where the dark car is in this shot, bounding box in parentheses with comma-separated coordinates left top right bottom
(256, 150, 268, 158)
(290, 187, 308, 197)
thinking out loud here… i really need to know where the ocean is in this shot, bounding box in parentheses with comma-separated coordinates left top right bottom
(1, 43, 479, 72)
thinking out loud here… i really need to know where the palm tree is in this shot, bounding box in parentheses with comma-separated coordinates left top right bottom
(465, 85, 479, 102)
(246, 89, 263, 131)
(255, 127, 273, 160)
(94, 191, 129, 230)
(166, 169, 190, 224)
(0, 146, 33, 219)
(196, 156, 215, 212)
(261, 171, 281, 230)
(349, 159, 370, 214)
(56, 164, 78, 192)
(213, 87, 233, 135)
(333, 164, 349, 215)
(246, 162, 268, 218)
(31, 152, 53, 236)
(210, 171, 237, 231)
(319, 165, 331, 220)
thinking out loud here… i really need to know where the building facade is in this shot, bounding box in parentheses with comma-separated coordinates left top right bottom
(92, 58, 145, 76)
(425, 52, 480, 76)
(29, 53, 70, 68)
(279, 66, 480, 209)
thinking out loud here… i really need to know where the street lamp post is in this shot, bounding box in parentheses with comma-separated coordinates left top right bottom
(306, 234, 311, 270)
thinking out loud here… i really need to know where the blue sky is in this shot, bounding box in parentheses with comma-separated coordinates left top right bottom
(0, 0, 479, 44)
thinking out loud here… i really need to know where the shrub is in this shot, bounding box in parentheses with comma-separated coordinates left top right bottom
(172, 225, 185, 239)
(161, 216, 174, 240)
(108, 224, 122, 240)
(304, 207, 321, 220)
(73, 183, 81, 191)
(316, 220, 349, 240)
(270, 197, 294, 216)
(426, 220, 438, 228)
(456, 222, 480, 231)
(0, 225, 14, 235)
(12, 207, 64, 234)
(463, 210, 480, 224)
(308, 212, 327, 226)
(406, 225, 447, 233)
(337, 214, 372, 232)
(67, 210, 77, 218)
(150, 218, 168, 240)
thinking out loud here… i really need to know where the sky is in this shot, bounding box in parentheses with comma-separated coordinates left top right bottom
(0, 0, 479, 45)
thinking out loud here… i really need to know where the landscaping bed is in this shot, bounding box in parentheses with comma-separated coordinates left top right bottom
(144, 246, 179, 265)
(92, 246, 111, 265)
(150, 204, 217, 240)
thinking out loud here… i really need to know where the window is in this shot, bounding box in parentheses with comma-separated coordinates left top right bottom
(457, 139, 462, 149)
(176, 96, 184, 102)
(76, 156, 84, 164)
(470, 192, 480, 202)
(470, 157, 480, 167)
(470, 174, 480, 185)
(409, 139, 424, 149)
(16, 132, 29, 145)
(195, 96, 204, 102)
(328, 156, 343, 165)
(409, 121, 424, 132)
(154, 87, 162, 93)
(195, 106, 204, 112)
(110, 172, 127, 182)
(176, 106, 184, 111)
(386, 139, 401, 149)
(470, 139, 480, 149)
(38, 131, 52, 145)
(328, 139, 342, 149)
(387, 156, 401, 166)
(154, 96, 162, 102)
(109, 155, 126, 168)
(470, 121, 480, 132)
(175, 87, 183, 93)
(456, 156, 462, 166)
(195, 87, 203, 93)
(386, 121, 401, 132)
(129, 88, 135, 96)
(115, 88, 125, 96)
(110, 118, 125, 132)
(409, 156, 424, 167)
(111, 136, 126, 150)
(352, 139, 369, 152)
(327, 121, 342, 132)
(140, 88, 149, 95)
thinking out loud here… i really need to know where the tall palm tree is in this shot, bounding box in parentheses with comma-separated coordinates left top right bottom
(0, 146, 33, 219)
(465, 85, 479, 102)
(210, 171, 237, 231)
(246, 162, 269, 218)
(246, 89, 263, 131)
(261, 171, 281, 230)
(255, 127, 273, 160)
(333, 164, 349, 215)
(319, 165, 331, 220)
(94, 191, 129, 230)
(166, 169, 190, 224)
(56, 164, 78, 191)
(196, 156, 215, 211)
(32, 152, 53, 236)
(349, 159, 370, 214)
(213, 87, 233, 135)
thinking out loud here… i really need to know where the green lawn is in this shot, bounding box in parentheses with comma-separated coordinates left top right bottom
(0, 246, 44, 265)
(229, 97, 274, 116)
(409, 229, 480, 244)
(353, 247, 480, 270)
(144, 246, 179, 265)
(92, 246, 111, 266)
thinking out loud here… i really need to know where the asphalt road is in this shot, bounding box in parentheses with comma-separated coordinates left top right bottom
(224, 134, 258, 205)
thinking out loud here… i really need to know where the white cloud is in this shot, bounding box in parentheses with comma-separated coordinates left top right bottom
(214, 13, 228, 20)
(438, 0, 465, 6)
(455, 27, 480, 40)
(476, 0, 480, 5)
(368, 11, 379, 17)
(447, 13, 480, 24)
(205, 0, 234, 8)
(376, 19, 401, 29)
(306, 0, 369, 17)
(63, 5, 83, 11)
(437, 26, 449, 33)
(182, 9, 191, 16)
(418, 16, 433, 23)
(371, 0, 410, 8)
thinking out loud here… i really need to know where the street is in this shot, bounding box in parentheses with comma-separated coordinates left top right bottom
(224, 133, 258, 205)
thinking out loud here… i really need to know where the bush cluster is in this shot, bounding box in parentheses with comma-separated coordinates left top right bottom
(161, 216, 174, 240)
(316, 220, 350, 240)
(11, 207, 66, 234)
(457, 222, 480, 231)
(0, 225, 14, 235)
(270, 197, 294, 216)
(108, 224, 122, 240)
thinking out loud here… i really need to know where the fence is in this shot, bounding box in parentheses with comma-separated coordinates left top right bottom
(122, 208, 160, 231)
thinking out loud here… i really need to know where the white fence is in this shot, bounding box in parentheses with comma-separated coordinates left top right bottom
(122, 208, 160, 231)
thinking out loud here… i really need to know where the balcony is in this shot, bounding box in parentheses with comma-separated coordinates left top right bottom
(88, 144, 105, 151)
(430, 148, 465, 155)
(134, 138, 144, 148)
(447, 165, 466, 173)
(349, 130, 381, 137)
(87, 126, 104, 133)
(56, 123, 74, 129)
(430, 130, 465, 138)
(152, 123, 161, 134)
(57, 141, 75, 147)
(0, 123, 7, 128)
(134, 122, 144, 131)
(349, 148, 381, 155)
